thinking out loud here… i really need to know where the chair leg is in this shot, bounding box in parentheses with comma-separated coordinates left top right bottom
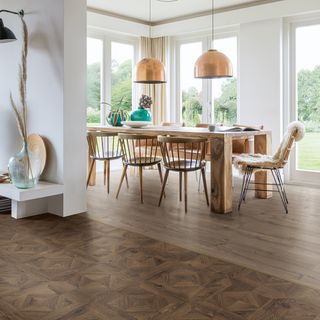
(104, 160, 107, 186)
(238, 167, 252, 210)
(125, 171, 129, 189)
(238, 169, 247, 211)
(106, 160, 110, 194)
(116, 164, 128, 199)
(184, 171, 188, 213)
(243, 167, 253, 202)
(86, 159, 95, 188)
(198, 170, 202, 192)
(157, 163, 166, 198)
(275, 169, 288, 204)
(201, 168, 209, 207)
(179, 172, 182, 202)
(271, 169, 288, 214)
(139, 166, 143, 204)
(158, 169, 169, 207)
(122, 158, 129, 189)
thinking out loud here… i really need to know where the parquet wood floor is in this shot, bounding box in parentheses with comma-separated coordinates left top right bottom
(0, 207, 320, 318)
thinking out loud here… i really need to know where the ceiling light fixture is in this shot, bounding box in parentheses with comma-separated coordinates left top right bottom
(134, 0, 166, 84)
(194, 0, 233, 79)
(0, 9, 24, 43)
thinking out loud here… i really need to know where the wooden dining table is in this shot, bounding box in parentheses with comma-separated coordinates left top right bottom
(87, 125, 272, 214)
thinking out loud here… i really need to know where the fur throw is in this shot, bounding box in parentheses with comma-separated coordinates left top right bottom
(234, 121, 305, 173)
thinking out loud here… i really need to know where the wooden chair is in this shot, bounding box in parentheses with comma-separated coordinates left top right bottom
(87, 132, 127, 193)
(157, 136, 209, 213)
(116, 134, 164, 204)
(235, 122, 305, 213)
(232, 124, 264, 155)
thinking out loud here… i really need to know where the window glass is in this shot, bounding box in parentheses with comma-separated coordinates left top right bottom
(111, 42, 134, 112)
(212, 37, 238, 125)
(87, 38, 103, 125)
(180, 42, 203, 126)
(296, 25, 320, 172)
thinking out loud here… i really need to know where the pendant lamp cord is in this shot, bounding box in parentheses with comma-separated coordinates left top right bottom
(211, 0, 214, 48)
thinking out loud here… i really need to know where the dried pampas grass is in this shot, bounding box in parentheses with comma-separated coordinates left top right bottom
(10, 16, 29, 144)
(9, 16, 34, 181)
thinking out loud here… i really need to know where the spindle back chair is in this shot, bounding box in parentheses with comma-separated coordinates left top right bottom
(116, 134, 164, 204)
(87, 131, 127, 193)
(157, 136, 209, 213)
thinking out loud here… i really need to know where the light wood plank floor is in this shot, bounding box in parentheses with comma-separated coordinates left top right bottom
(87, 169, 320, 290)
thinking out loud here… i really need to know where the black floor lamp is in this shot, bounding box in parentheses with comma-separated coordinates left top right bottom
(0, 9, 24, 43)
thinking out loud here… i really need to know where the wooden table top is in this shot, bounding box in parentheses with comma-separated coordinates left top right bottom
(87, 125, 271, 139)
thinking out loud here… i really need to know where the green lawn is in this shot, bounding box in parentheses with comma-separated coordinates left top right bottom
(297, 132, 320, 171)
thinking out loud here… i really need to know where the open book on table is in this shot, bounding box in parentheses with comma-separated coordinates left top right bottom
(215, 125, 262, 132)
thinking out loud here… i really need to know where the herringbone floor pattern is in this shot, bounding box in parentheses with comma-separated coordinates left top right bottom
(1, 213, 320, 319)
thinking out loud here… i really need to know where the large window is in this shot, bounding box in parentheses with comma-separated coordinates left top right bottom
(87, 38, 103, 125)
(212, 37, 238, 125)
(295, 24, 320, 172)
(179, 42, 203, 126)
(111, 42, 134, 112)
(87, 35, 137, 125)
(176, 34, 238, 126)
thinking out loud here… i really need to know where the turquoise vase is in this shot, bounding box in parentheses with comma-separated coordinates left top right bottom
(130, 107, 152, 122)
(8, 143, 42, 189)
(107, 112, 127, 127)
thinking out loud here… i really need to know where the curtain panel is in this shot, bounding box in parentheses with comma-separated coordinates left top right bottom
(138, 36, 168, 125)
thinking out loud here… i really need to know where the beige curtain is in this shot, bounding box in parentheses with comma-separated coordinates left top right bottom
(139, 36, 168, 125)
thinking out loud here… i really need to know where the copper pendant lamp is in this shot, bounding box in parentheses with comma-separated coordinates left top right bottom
(194, 0, 233, 79)
(134, 0, 166, 84)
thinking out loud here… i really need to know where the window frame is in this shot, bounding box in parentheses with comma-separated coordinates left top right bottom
(172, 28, 239, 125)
(284, 14, 320, 186)
(87, 29, 139, 125)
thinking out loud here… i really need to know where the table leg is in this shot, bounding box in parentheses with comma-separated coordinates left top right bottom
(211, 135, 233, 214)
(254, 133, 272, 199)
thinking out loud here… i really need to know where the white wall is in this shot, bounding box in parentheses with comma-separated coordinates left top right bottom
(63, 0, 87, 216)
(239, 19, 283, 152)
(0, 0, 64, 181)
(88, 10, 149, 37)
(0, 0, 87, 217)
(153, 0, 320, 37)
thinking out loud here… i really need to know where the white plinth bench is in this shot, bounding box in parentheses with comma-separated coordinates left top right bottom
(0, 182, 64, 219)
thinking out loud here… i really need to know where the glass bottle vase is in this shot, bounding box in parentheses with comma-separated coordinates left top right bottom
(8, 142, 42, 189)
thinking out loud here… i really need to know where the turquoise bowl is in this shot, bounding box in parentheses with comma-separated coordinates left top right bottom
(130, 108, 152, 122)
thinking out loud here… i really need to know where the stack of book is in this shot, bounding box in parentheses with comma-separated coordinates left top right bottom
(0, 197, 11, 213)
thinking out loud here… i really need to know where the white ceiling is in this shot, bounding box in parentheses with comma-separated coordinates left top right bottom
(87, 0, 273, 23)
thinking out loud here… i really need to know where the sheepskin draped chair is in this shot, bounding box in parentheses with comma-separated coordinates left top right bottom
(234, 121, 305, 213)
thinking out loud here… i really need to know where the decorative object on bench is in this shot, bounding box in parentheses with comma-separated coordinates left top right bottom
(130, 94, 152, 122)
(27, 134, 47, 174)
(234, 121, 305, 214)
(4, 13, 43, 189)
(0, 173, 10, 184)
